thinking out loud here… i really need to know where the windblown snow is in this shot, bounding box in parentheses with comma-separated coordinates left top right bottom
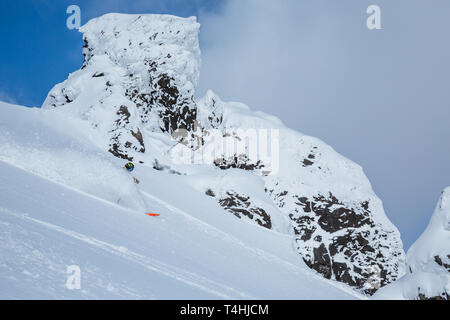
(0, 13, 418, 299)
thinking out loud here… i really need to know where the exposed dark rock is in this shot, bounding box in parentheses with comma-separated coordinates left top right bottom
(218, 191, 272, 229)
(205, 189, 215, 197)
(203, 95, 223, 129)
(302, 159, 314, 167)
(303, 243, 332, 279)
(108, 142, 133, 161)
(214, 154, 264, 171)
(131, 129, 145, 153)
(64, 95, 73, 104)
(301, 148, 320, 167)
(295, 194, 374, 233)
(289, 214, 316, 241)
(116, 105, 131, 123)
(81, 37, 94, 69)
(125, 88, 152, 123)
(108, 105, 146, 161)
(434, 255, 450, 272)
(275, 191, 402, 294)
(123, 59, 199, 147)
(150, 68, 197, 135)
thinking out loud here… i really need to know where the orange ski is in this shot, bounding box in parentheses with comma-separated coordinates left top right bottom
(146, 213, 160, 217)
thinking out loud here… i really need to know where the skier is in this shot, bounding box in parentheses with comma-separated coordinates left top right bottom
(123, 162, 159, 217)
(124, 162, 140, 184)
(124, 162, 135, 172)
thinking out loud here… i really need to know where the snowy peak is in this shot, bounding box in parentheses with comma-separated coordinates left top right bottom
(35, 13, 407, 296)
(80, 14, 200, 83)
(437, 187, 450, 230)
(79, 13, 201, 108)
(375, 187, 450, 300)
(408, 187, 450, 271)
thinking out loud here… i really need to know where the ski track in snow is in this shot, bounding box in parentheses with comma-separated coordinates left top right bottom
(0, 207, 252, 299)
(142, 191, 367, 300)
(0, 158, 365, 299)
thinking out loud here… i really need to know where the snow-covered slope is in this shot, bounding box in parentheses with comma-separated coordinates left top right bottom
(0, 102, 363, 299)
(375, 188, 450, 300)
(1, 13, 406, 298)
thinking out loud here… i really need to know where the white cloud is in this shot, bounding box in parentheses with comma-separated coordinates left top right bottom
(197, 0, 450, 248)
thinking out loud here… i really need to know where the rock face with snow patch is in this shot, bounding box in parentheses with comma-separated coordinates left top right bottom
(41, 13, 406, 295)
(206, 190, 272, 229)
(375, 188, 450, 300)
(43, 14, 201, 162)
(283, 192, 403, 294)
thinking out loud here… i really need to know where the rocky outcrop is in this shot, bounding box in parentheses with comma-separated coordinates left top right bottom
(42, 14, 201, 162)
(108, 105, 145, 161)
(271, 190, 404, 294)
(204, 122, 405, 295)
(434, 255, 450, 272)
(206, 190, 272, 229)
(214, 154, 264, 172)
(194, 96, 405, 294)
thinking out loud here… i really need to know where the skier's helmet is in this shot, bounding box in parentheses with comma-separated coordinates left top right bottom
(124, 162, 135, 172)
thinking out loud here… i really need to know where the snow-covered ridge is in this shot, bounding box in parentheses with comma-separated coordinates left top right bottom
(375, 188, 450, 300)
(4, 13, 407, 296)
(408, 187, 450, 270)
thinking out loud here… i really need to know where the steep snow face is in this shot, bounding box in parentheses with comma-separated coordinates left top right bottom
(375, 188, 450, 300)
(0, 102, 146, 211)
(0, 153, 364, 299)
(43, 14, 201, 162)
(192, 91, 405, 295)
(37, 13, 405, 295)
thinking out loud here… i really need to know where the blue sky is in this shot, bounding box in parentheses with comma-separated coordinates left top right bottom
(1, 0, 449, 249)
(0, 0, 223, 106)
